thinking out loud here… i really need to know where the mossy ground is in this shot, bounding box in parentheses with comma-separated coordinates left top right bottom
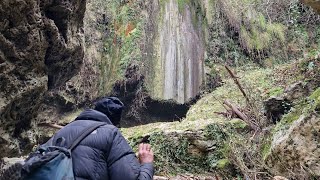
(121, 64, 278, 177)
(121, 56, 320, 177)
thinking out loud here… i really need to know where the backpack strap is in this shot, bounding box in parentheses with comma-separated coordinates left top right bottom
(68, 122, 106, 150)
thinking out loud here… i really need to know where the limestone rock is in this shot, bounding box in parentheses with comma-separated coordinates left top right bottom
(0, 157, 25, 171)
(264, 81, 315, 123)
(273, 176, 288, 180)
(283, 81, 310, 101)
(0, 157, 24, 180)
(266, 113, 320, 178)
(0, 0, 85, 158)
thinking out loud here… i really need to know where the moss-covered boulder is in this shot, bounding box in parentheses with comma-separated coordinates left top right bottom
(266, 88, 320, 178)
(124, 118, 249, 178)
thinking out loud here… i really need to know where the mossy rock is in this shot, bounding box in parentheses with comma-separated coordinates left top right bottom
(265, 88, 320, 178)
(273, 87, 320, 135)
(216, 159, 230, 169)
(124, 121, 242, 176)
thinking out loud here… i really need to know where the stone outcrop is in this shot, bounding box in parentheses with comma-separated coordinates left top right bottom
(264, 81, 318, 123)
(266, 113, 320, 178)
(0, 0, 86, 158)
(266, 88, 320, 178)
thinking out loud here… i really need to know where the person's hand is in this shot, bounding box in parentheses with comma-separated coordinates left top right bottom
(138, 143, 154, 164)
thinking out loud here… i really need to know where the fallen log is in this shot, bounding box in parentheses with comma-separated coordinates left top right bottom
(223, 100, 260, 131)
(223, 100, 248, 121)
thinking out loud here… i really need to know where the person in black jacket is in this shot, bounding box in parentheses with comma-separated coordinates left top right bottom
(49, 97, 154, 180)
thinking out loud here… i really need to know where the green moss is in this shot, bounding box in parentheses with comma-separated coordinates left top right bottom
(309, 88, 320, 111)
(309, 88, 320, 102)
(229, 119, 248, 129)
(97, 1, 146, 94)
(274, 88, 320, 134)
(216, 159, 230, 169)
(124, 122, 236, 175)
(267, 87, 284, 97)
(240, 12, 285, 53)
(261, 139, 271, 160)
(148, 132, 207, 175)
(266, 23, 286, 43)
(177, 0, 191, 12)
(273, 103, 304, 134)
(205, 124, 227, 142)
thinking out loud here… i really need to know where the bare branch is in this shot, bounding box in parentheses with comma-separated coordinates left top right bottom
(38, 123, 64, 129)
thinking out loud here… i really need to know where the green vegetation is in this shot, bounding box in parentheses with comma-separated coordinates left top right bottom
(177, 0, 191, 12)
(261, 139, 271, 160)
(121, 65, 278, 178)
(148, 132, 207, 175)
(97, 0, 146, 95)
(267, 87, 284, 97)
(122, 54, 320, 177)
(271, 87, 320, 149)
(206, 0, 320, 66)
(240, 13, 286, 55)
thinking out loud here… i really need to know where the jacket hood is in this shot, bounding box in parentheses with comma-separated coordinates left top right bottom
(94, 97, 124, 126)
(75, 109, 113, 125)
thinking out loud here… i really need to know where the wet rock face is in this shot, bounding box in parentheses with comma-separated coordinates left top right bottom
(266, 114, 320, 178)
(112, 64, 199, 127)
(41, 0, 86, 89)
(0, 0, 85, 158)
(151, 0, 205, 104)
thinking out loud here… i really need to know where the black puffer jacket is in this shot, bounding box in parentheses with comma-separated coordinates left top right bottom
(49, 109, 154, 180)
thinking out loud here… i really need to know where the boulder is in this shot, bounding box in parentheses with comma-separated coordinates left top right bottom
(266, 113, 320, 178)
(264, 81, 315, 123)
(0, 157, 25, 171)
(283, 81, 311, 101)
(266, 89, 320, 178)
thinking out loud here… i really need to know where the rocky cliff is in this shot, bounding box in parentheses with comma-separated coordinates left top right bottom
(0, 0, 86, 158)
(0, 0, 320, 179)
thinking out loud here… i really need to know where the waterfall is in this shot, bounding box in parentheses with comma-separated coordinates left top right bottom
(151, 0, 205, 104)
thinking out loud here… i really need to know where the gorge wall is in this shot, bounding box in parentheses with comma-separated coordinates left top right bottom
(0, 0, 319, 159)
(150, 0, 205, 104)
(0, 0, 86, 158)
